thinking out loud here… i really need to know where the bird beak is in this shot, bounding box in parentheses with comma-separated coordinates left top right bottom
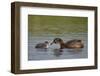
(50, 42, 54, 45)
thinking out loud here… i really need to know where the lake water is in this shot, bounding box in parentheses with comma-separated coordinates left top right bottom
(28, 33, 88, 61)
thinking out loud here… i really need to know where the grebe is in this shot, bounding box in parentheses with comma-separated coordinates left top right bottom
(51, 38, 84, 49)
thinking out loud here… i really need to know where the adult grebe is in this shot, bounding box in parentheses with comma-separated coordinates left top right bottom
(51, 38, 84, 49)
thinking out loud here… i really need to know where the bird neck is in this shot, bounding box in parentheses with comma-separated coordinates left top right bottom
(59, 40, 65, 49)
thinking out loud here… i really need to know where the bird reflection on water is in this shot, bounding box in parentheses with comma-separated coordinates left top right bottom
(53, 49, 63, 57)
(35, 48, 83, 57)
(35, 48, 48, 52)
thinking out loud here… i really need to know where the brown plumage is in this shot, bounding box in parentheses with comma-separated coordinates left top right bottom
(51, 38, 84, 49)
